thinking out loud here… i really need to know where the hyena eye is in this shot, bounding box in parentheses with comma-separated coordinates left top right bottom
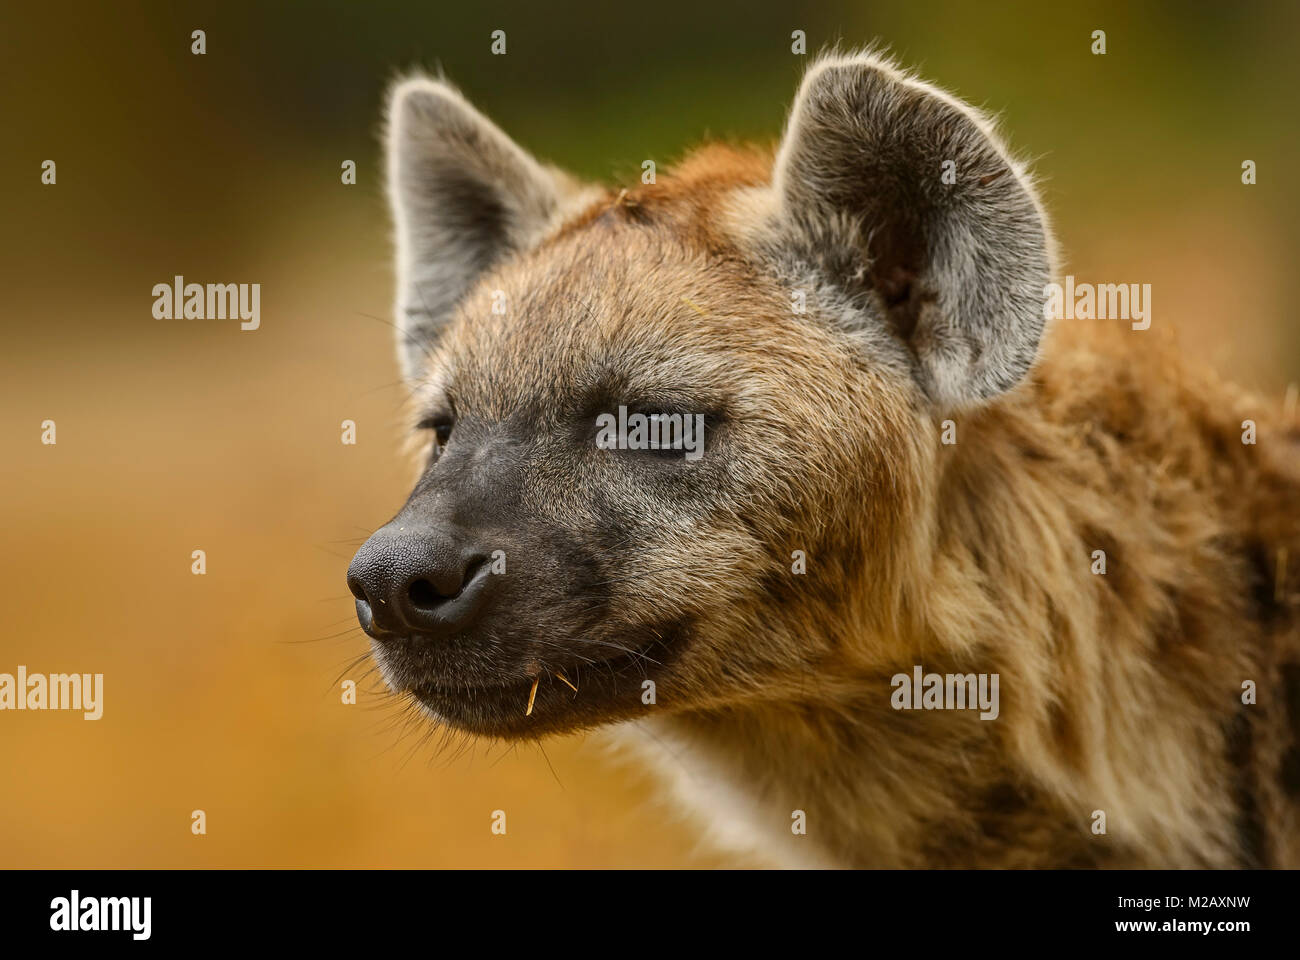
(416, 416, 454, 448)
(594, 405, 711, 460)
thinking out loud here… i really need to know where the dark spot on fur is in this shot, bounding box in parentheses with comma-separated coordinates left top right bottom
(1047, 700, 1085, 772)
(1245, 539, 1283, 626)
(1082, 526, 1130, 602)
(981, 781, 1031, 822)
(615, 194, 655, 226)
(1224, 709, 1267, 867)
(1279, 663, 1300, 799)
(1014, 439, 1052, 463)
(1280, 749, 1300, 798)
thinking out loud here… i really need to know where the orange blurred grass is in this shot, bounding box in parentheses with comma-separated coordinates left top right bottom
(0, 212, 720, 868)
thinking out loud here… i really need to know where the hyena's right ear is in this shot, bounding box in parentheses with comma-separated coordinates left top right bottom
(772, 53, 1053, 409)
(386, 76, 589, 379)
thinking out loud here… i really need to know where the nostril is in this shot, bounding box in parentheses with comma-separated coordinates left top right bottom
(350, 531, 494, 635)
(407, 556, 489, 611)
(407, 578, 447, 610)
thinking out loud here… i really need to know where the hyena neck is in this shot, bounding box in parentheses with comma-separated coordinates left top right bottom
(634, 349, 1288, 867)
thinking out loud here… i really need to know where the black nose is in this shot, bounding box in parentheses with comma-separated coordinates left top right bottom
(347, 525, 494, 640)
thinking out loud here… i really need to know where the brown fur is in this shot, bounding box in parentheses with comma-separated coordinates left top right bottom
(608, 149, 1300, 868)
(377, 59, 1300, 868)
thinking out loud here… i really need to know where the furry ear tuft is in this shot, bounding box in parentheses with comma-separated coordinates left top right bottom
(774, 52, 1053, 408)
(386, 77, 584, 379)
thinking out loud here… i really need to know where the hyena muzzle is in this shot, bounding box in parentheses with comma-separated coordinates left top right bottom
(347, 51, 1300, 868)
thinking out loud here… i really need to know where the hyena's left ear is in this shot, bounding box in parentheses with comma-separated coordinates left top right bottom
(386, 76, 591, 379)
(773, 53, 1053, 408)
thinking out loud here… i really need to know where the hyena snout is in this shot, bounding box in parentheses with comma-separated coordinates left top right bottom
(347, 523, 495, 641)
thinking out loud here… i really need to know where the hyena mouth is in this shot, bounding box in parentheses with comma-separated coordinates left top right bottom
(405, 628, 686, 738)
(348, 511, 695, 736)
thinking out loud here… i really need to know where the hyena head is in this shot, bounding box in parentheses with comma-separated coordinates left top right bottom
(348, 52, 1051, 739)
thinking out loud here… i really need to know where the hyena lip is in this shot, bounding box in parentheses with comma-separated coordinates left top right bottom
(406, 630, 685, 737)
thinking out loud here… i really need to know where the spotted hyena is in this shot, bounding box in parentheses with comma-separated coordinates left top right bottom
(348, 51, 1300, 868)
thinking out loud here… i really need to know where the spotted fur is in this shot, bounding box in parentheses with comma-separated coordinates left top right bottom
(377, 51, 1300, 867)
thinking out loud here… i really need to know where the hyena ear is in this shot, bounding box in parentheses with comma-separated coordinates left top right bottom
(386, 76, 587, 379)
(773, 53, 1052, 408)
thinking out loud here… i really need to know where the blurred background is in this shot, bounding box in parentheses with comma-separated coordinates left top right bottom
(1, 0, 1297, 867)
